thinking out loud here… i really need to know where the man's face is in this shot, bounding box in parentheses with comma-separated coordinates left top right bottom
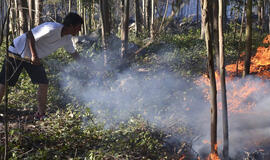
(71, 24, 82, 36)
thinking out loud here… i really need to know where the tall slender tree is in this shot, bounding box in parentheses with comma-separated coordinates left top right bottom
(34, 0, 43, 26)
(218, 0, 229, 159)
(135, 0, 142, 37)
(150, 0, 154, 39)
(28, 0, 34, 30)
(212, 0, 219, 68)
(120, 0, 129, 58)
(203, 0, 218, 156)
(243, 0, 252, 77)
(99, 0, 111, 65)
(200, 0, 205, 39)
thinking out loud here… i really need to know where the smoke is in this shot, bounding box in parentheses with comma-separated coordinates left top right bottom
(58, 36, 270, 158)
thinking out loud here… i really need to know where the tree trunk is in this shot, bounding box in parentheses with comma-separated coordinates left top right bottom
(218, 0, 229, 159)
(99, 0, 111, 65)
(258, 0, 262, 32)
(213, 0, 219, 69)
(8, 1, 15, 40)
(69, 0, 72, 12)
(91, 1, 95, 30)
(34, 0, 42, 26)
(135, 0, 142, 37)
(150, 0, 154, 39)
(236, 0, 246, 75)
(18, 0, 28, 35)
(145, 0, 150, 35)
(200, 0, 205, 39)
(203, 0, 218, 156)
(28, 0, 33, 30)
(83, 7, 87, 35)
(158, 0, 169, 33)
(243, 0, 252, 77)
(121, 0, 129, 58)
(268, 0, 270, 33)
(197, 0, 199, 23)
(54, 2, 57, 21)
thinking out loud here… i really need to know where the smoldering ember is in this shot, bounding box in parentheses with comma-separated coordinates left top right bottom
(1, 0, 270, 160)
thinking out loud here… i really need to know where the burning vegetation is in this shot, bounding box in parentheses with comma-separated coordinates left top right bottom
(195, 34, 270, 159)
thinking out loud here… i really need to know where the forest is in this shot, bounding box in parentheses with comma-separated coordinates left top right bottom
(0, 0, 270, 159)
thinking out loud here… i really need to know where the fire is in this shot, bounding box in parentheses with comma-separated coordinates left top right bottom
(195, 34, 270, 114)
(207, 153, 220, 160)
(179, 155, 185, 160)
(207, 144, 220, 160)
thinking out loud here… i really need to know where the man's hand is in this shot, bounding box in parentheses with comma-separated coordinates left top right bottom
(31, 56, 41, 65)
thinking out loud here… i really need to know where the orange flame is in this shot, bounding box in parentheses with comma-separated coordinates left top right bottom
(179, 155, 185, 160)
(207, 144, 220, 160)
(196, 34, 270, 114)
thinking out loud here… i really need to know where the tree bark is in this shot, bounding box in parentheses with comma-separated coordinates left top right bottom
(158, 0, 169, 33)
(258, 0, 263, 32)
(28, 0, 33, 30)
(34, 0, 42, 26)
(243, 0, 252, 77)
(99, 0, 111, 65)
(236, 0, 246, 75)
(150, 0, 154, 39)
(218, 0, 229, 159)
(69, 0, 72, 12)
(203, 0, 218, 156)
(200, 0, 205, 39)
(121, 0, 129, 58)
(135, 0, 142, 37)
(18, 0, 28, 35)
(212, 0, 219, 69)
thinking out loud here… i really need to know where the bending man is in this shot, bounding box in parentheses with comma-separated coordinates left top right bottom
(0, 12, 83, 119)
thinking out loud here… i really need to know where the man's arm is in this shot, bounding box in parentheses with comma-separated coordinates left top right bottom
(26, 31, 41, 65)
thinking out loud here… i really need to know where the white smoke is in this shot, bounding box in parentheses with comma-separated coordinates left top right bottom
(58, 39, 270, 158)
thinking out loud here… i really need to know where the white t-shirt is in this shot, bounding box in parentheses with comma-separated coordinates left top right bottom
(8, 22, 76, 59)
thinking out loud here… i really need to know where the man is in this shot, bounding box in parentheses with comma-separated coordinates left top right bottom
(0, 12, 83, 119)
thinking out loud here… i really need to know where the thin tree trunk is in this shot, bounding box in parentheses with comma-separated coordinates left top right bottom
(258, 0, 262, 32)
(91, 1, 95, 30)
(4, 2, 11, 159)
(150, 0, 154, 39)
(213, 0, 219, 69)
(83, 7, 87, 35)
(158, 0, 169, 33)
(18, 0, 28, 35)
(203, 0, 218, 156)
(99, 0, 111, 65)
(197, 0, 199, 23)
(218, 0, 229, 159)
(28, 0, 33, 30)
(69, 0, 72, 12)
(54, 2, 57, 21)
(8, 1, 15, 40)
(200, 0, 205, 39)
(268, 0, 270, 33)
(34, 0, 42, 26)
(14, 0, 18, 36)
(236, 0, 246, 75)
(135, 0, 142, 37)
(121, 0, 129, 58)
(243, 0, 252, 77)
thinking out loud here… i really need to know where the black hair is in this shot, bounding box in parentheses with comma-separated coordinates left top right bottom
(63, 12, 84, 26)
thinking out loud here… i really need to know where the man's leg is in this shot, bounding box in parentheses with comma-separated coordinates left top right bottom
(37, 83, 48, 116)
